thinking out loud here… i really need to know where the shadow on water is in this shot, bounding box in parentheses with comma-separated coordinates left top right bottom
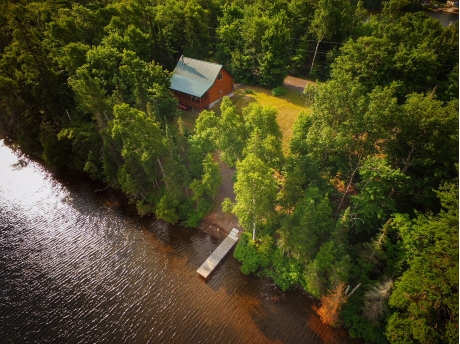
(245, 284, 365, 344)
(0, 140, 363, 344)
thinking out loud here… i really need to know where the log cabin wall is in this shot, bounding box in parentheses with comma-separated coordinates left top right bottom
(174, 91, 210, 111)
(174, 68, 233, 111)
(205, 68, 233, 106)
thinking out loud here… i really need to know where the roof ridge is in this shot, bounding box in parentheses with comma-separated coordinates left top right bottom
(176, 69, 216, 83)
(182, 56, 223, 67)
(170, 56, 224, 97)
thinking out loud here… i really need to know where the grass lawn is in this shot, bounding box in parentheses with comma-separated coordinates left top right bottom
(177, 109, 198, 133)
(177, 83, 313, 154)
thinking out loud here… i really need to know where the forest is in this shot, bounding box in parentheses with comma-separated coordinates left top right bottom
(0, 0, 458, 342)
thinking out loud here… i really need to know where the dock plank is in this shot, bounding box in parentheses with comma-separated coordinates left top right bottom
(197, 228, 239, 279)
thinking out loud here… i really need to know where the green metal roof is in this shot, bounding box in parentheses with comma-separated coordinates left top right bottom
(170, 56, 223, 97)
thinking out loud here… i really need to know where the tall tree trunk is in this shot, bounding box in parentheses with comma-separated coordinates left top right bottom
(310, 39, 322, 75)
(336, 157, 361, 214)
(401, 147, 415, 175)
(346, 283, 361, 297)
(252, 197, 256, 241)
(157, 157, 168, 189)
(388, 147, 415, 198)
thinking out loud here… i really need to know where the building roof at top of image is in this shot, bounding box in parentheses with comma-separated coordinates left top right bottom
(170, 56, 224, 98)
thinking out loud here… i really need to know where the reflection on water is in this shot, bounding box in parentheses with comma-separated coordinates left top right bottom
(426, 10, 459, 27)
(0, 141, 361, 343)
(367, 9, 458, 27)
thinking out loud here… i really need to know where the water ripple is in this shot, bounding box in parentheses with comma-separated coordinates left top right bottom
(0, 141, 361, 344)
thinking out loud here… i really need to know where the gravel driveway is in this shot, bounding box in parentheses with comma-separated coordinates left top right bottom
(283, 76, 312, 92)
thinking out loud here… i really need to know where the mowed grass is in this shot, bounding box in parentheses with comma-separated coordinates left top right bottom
(178, 84, 312, 154)
(214, 85, 311, 153)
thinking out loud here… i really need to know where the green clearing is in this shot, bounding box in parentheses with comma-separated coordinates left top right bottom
(178, 84, 310, 153)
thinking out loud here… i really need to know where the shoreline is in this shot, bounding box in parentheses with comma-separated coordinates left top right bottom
(198, 210, 242, 239)
(426, 8, 459, 14)
(1, 135, 239, 241)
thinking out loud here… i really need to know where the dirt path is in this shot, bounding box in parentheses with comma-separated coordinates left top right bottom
(199, 76, 313, 239)
(283, 76, 315, 92)
(198, 157, 242, 239)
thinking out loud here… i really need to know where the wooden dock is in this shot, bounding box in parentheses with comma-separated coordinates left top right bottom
(197, 228, 239, 279)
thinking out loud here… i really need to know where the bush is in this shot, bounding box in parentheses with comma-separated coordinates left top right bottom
(271, 86, 286, 97)
(234, 232, 262, 274)
(222, 197, 234, 213)
(180, 198, 213, 228)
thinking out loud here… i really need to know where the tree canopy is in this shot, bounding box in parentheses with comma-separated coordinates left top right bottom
(0, 1, 457, 343)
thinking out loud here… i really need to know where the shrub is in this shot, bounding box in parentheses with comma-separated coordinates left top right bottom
(222, 198, 234, 213)
(271, 86, 286, 97)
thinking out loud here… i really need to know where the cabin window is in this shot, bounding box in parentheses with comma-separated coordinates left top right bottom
(218, 73, 223, 80)
(192, 96, 199, 102)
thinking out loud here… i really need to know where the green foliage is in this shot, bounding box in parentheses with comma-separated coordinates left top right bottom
(310, 0, 363, 41)
(279, 187, 334, 262)
(308, 0, 365, 78)
(217, 4, 290, 86)
(271, 86, 286, 97)
(386, 183, 459, 344)
(262, 247, 302, 291)
(156, 194, 180, 224)
(187, 134, 216, 178)
(194, 110, 219, 140)
(136, 199, 156, 217)
(39, 122, 71, 169)
(240, 103, 283, 169)
(190, 153, 221, 202)
(183, 0, 212, 59)
(302, 240, 351, 297)
(332, 11, 458, 99)
(222, 197, 234, 213)
(181, 198, 213, 228)
(234, 232, 265, 274)
(350, 156, 408, 235)
(303, 83, 317, 106)
(258, 11, 291, 88)
(58, 120, 103, 178)
(109, 103, 164, 199)
(0, 2, 458, 343)
(341, 293, 389, 344)
(217, 97, 246, 167)
(233, 153, 279, 240)
(69, 69, 112, 126)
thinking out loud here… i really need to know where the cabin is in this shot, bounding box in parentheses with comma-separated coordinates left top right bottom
(170, 56, 233, 111)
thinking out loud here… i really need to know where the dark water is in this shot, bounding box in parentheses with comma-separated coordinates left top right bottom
(426, 10, 458, 27)
(0, 141, 361, 344)
(368, 9, 458, 27)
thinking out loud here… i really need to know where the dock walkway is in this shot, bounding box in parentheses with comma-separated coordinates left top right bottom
(197, 228, 239, 279)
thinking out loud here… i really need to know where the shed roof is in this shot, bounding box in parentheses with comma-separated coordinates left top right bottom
(170, 56, 223, 97)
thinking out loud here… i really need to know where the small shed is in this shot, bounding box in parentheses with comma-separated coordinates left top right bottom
(170, 56, 233, 111)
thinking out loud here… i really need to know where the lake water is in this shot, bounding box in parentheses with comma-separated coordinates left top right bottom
(0, 140, 361, 344)
(426, 10, 459, 27)
(368, 9, 458, 27)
